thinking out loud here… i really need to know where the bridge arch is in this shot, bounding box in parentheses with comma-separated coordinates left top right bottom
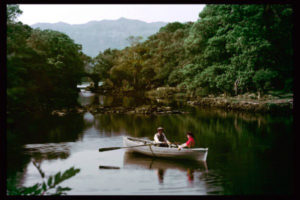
(79, 73, 101, 90)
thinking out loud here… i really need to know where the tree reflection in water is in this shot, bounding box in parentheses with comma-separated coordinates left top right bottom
(7, 112, 85, 193)
(7, 92, 292, 195)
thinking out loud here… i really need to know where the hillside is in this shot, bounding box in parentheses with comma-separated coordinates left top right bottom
(31, 18, 167, 57)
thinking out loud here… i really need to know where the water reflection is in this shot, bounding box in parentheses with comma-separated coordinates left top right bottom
(8, 112, 86, 145)
(7, 112, 85, 193)
(23, 143, 71, 161)
(83, 112, 94, 122)
(78, 89, 191, 110)
(157, 169, 165, 184)
(123, 152, 208, 184)
(6, 91, 293, 195)
(187, 168, 194, 183)
(78, 90, 95, 106)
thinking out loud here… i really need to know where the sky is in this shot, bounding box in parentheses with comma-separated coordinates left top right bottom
(18, 4, 206, 25)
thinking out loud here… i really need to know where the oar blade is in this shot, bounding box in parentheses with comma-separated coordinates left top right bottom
(99, 147, 121, 152)
(99, 165, 120, 170)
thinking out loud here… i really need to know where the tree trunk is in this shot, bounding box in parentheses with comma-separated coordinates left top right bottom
(258, 90, 261, 99)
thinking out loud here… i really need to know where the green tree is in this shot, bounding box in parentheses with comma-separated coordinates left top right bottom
(91, 5, 292, 97)
(7, 162, 80, 195)
(93, 48, 118, 81)
(183, 4, 293, 95)
(7, 4, 22, 23)
(25, 29, 84, 108)
(253, 69, 278, 98)
(7, 6, 86, 124)
(126, 35, 143, 46)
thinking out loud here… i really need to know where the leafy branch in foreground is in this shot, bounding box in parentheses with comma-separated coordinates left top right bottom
(7, 161, 80, 195)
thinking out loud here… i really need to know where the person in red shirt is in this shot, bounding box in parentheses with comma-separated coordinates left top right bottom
(178, 132, 195, 150)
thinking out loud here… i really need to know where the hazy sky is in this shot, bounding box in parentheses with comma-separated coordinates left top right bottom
(18, 4, 206, 25)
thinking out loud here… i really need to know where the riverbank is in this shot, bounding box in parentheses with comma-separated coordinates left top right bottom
(145, 87, 293, 114)
(187, 95, 293, 114)
(50, 87, 293, 116)
(51, 104, 188, 116)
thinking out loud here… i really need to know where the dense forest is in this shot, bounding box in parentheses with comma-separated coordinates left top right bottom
(7, 4, 293, 123)
(92, 5, 293, 97)
(6, 4, 293, 196)
(7, 5, 85, 123)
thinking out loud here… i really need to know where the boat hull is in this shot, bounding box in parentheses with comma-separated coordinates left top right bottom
(123, 136, 208, 161)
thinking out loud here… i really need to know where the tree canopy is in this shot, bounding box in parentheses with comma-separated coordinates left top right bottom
(7, 5, 85, 123)
(93, 5, 292, 96)
(7, 4, 293, 122)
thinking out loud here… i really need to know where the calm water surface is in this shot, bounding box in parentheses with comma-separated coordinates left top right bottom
(7, 90, 293, 195)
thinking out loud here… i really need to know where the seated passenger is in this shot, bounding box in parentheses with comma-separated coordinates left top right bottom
(178, 132, 195, 150)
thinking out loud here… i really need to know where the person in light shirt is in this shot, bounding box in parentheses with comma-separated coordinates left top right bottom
(154, 127, 171, 147)
(178, 132, 195, 150)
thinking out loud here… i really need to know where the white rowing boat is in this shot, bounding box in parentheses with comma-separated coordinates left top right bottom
(123, 136, 208, 161)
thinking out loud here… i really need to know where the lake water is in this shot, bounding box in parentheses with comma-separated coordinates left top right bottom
(7, 90, 293, 195)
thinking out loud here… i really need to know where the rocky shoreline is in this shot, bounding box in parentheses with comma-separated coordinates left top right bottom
(51, 97, 293, 117)
(187, 96, 293, 114)
(51, 88, 293, 116)
(51, 105, 188, 116)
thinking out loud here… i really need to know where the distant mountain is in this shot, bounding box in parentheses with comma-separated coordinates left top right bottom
(31, 18, 167, 57)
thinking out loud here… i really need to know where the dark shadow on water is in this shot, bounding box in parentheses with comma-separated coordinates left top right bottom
(7, 111, 86, 192)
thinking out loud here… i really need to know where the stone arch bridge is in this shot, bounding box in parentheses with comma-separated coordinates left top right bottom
(79, 72, 101, 90)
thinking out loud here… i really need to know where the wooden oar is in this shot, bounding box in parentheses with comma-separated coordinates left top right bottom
(99, 143, 153, 152)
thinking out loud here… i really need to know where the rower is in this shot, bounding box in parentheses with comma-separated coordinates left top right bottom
(178, 132, 195, 150)
(154, 127, 171, 147)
